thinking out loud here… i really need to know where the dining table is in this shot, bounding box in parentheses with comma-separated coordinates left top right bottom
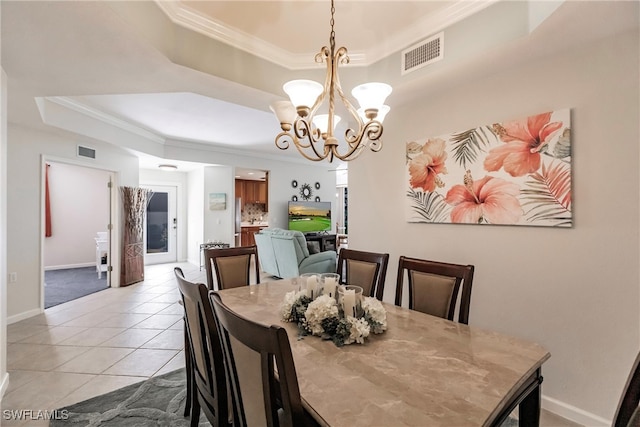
(215, 280, 551, 427)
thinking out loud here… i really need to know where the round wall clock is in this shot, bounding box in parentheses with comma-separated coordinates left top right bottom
(299, 183, 313, 200)
(291, 180, 298, 188)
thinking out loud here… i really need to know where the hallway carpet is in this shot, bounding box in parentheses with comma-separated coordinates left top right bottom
(45, 266, 109, 308)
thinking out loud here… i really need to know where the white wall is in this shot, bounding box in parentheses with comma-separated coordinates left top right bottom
(44, 162, 111, 269)
(204, 165, 234, 245)
(348, 29, 639, 424)
(6, 124, 139, 321)
(0, 65, 9, 399)
(187, 168, 204, 265)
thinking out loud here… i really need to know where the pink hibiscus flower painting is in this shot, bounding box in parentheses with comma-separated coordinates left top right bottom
(406, 109, 572, 227)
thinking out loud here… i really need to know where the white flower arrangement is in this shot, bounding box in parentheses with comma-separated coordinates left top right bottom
(280, 289, 387, 346)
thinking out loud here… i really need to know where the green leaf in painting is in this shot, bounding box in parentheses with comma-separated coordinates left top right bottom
(406, 188, 451, 223)
(553, 127, 571, 159)
(521, 160, 572, 226)
(449, 126, 496, 170)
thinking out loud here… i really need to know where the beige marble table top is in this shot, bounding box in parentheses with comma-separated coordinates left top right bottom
(216, 281, 550, 427)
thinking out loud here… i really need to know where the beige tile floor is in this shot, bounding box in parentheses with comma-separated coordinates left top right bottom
(1, 261, 581, 427)
(1, 261, 201, 426)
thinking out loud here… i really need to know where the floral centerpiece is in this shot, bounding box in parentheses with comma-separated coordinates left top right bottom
(280, 286, 387, 347)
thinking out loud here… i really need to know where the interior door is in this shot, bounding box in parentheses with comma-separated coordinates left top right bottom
(143, 185, 177, 265)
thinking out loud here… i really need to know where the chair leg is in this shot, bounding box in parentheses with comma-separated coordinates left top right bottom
(190, 394, 201, 427)
(184, 323, 192, 417)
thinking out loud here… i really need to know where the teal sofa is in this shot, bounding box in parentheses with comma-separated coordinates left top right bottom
(254, 228, 337, 279)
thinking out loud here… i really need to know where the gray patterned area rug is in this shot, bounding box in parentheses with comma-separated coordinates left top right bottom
(50, 369, 210, 426)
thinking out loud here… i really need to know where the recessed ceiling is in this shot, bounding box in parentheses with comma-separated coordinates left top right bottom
(75, 92, 281, 146)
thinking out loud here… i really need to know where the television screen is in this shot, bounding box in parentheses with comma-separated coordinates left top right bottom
(288, 201, 332, 233)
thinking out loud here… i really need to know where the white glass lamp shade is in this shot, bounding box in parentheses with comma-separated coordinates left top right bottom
(351, 82, 392, 111)
(358, 105, 390, 123)
(283, 80, 323, 108)
(270, 100, 297, 124)
(312, 114, 341, 133)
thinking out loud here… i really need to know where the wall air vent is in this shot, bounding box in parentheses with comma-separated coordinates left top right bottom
(77, 145, 96, 159)
(401, 32, 444, 75)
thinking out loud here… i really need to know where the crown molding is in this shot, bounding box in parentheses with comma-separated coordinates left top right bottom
(45, 97, 167, 144)
(155, 0, 497, 70)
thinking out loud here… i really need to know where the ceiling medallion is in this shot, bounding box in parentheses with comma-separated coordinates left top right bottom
(270, 0, 392, 163)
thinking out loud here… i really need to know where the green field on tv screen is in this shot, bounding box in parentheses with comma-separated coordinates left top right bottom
(288, 217, 331, 232)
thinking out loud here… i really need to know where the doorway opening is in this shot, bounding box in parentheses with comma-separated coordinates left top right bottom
(42, 161, 113, 309)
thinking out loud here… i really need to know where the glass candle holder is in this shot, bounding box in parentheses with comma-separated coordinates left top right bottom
(299, 273, 320, 299)
(320, 273, 340, 298)
(338, 285, 363, 318)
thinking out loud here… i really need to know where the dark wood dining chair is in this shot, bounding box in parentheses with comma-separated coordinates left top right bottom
(395, 256, 474, 324)
(336, 248, 389, 301)
(175, 267, 230, 427)
(210, 292, 319, 427)
(204, 245, 260, 290)
(615, 350, 640, 427)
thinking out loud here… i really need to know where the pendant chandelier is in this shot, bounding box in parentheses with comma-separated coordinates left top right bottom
(270, 0, 392, 163)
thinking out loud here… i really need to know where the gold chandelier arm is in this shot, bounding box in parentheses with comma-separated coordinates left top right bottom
(293, 118, 328, 160)
(334, 120, 384, 160)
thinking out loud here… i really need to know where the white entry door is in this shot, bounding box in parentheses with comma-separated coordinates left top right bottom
(143, 185, 177, 265)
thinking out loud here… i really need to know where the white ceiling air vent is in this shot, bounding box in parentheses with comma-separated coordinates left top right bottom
(77, 145, 96, 159)
(401, 32, 444, 75)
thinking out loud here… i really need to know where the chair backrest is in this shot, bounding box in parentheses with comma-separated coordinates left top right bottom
(174, 267, 228, 426)
(395, 256, 474, 324)
(210, 292, 308, 427)
(337, 249, 389, 301)
(205, 246, 260, 290)
(615, 351, 640, 427)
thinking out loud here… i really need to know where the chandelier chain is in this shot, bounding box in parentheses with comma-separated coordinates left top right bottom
(330, 0, 336, 53)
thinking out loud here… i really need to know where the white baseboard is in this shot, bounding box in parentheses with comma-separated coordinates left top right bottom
(44, 263, 94, 271)
(7, 308, 43, 325)
(543, 394, 610, 426)
(0, 372, 9, 401)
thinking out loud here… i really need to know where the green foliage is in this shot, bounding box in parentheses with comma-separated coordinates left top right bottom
(406, 188, 451, 223)
(521, 160, 572, 226)
(449, 126, 496, 169)
(553, 128, 571, 159)
(331, 319, 352, 347)
(291, 296, 312, 335)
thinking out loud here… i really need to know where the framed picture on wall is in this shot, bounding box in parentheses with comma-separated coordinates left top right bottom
(405, 108, 572, 227)
(209, 193, 226, 210)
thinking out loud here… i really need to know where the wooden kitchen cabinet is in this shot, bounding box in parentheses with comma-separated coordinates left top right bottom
(235, 179, 268, 210)
(241, 226, 264, 246)
(256, 181, 267, 205)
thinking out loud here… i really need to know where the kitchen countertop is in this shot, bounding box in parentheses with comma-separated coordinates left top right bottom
(240, 222, 269, 227)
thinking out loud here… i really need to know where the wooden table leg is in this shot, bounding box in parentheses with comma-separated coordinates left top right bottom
(519, 369, 543, 427)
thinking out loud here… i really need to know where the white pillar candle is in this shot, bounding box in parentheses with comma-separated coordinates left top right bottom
(342, 288, 356, 318)
(306, 275, 317, 298)
(324, 277, 337, 297)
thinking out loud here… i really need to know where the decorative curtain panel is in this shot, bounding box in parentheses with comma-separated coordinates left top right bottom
(45, 163, 52, 237)
(120, 186, 152, 286)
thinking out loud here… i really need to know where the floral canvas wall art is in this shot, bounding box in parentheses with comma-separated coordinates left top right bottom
(405, 109, 571, 227)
